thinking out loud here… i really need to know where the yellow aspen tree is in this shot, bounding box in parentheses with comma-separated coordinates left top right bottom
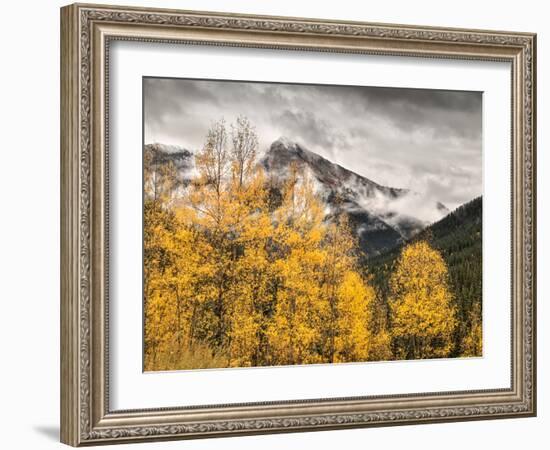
(389, 241, 457, 359)
(143, 144, 185, 370)
(186, 119, 237, 352)
(367, 283, 393, 361)
(461, 302, 482, 357)
(368, 328, 393, 361)
(184, 117, 272, 366)
(320, 216, 376, 363)
(230, 115, 258, 190)
(226, 169, 274, 366)
(171, 209, 217, 344)
(144, 202, 218, 371)
(266, 254, 323, 365)
(266, 166, 326, 365)
(224, 120, 272, 366)
(143, 202, 179, 370)
(333, 270, 375, 362)
(318, 217, 353, 362)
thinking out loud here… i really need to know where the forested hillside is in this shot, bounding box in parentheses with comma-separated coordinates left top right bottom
(368, 196, 482, 357)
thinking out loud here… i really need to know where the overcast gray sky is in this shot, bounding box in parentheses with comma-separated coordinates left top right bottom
(144, 77, 482, 210)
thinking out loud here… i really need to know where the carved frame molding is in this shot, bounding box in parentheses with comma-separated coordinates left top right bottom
(61, 3, 536, 446)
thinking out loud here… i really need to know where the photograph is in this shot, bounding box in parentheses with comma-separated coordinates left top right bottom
(142, 78, 483, 371)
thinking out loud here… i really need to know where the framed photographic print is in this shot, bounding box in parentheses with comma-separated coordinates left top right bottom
(60, 3, 537, 446)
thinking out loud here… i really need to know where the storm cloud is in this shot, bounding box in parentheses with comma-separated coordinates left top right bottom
(144, 77, 482, 210)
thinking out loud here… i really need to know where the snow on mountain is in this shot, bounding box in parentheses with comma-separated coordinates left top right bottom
(144, 143, 196, 180)
(261, 137, 449, 256)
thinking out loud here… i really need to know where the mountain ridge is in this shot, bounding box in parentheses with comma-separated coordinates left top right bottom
(261, 138, 449, 255)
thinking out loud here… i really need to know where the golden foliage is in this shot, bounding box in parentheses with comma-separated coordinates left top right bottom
(389, 241, 457, 359)
(461, 302, 483, 357)
(143, 117, 477, 371)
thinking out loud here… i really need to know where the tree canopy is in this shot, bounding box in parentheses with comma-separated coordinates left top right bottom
(143, 116, 481, 371)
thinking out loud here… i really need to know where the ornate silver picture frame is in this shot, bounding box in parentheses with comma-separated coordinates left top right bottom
(60, 3, 536, 446)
